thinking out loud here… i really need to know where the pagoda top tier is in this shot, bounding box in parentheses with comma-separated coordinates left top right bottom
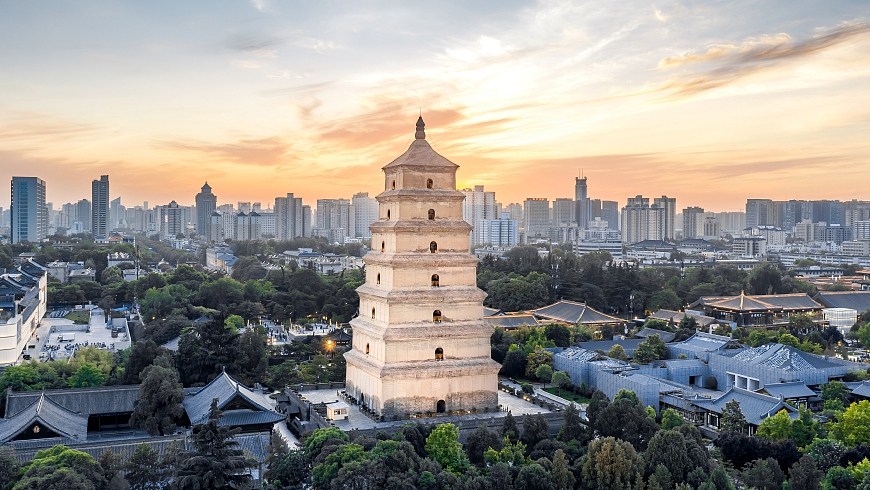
(383, 117, 458, 170)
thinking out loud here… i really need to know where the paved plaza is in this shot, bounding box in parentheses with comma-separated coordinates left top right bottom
(299, 388, 551, 431)
(19, 307, 132, 363)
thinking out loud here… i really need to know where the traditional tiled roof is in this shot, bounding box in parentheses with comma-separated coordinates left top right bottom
(219, 409, 285, 427)
(578, 338, 645, 354)
(636, 328, 676, 343)
(383, 118, 458, 169)
(483, 314, 539, 329)
(692, 293, 821, 312)
(0, 393, 89, 443)
(730, 343, 838, 371)
(816, 291, 870, 313)
(182, 371, 277, 425)
(849, 381, 870, 399)
(483, 307, 501, 316)
(648, 309, 718, 327)
(761, 381, 816, 399)
(5, 385, 141, 418)
(532, 300, 624, 325)
(692, 387, 799, 426)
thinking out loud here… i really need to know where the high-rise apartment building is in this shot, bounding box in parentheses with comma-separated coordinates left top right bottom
(91, 175, 109, 237)
(10, 177, 47, 244)
(315, 199, 353, 244)
(480, 215, 519, 247)
(575, 176, 588, 228)
(600, 201, 619, 230)
(745, 199, 773, 229)
(683, 206, 705, 239)
(621, 195, 665, 244)
(352, 192, 378, 239)
(275, 193, 304, 240)
(552, 198, 576, 226)
(195, 182, 218, 239)
(523, 198, 550, 240)
(160, 201, 184, 237)
(462, 185, 498, 246)
(653, 196, 676, 241)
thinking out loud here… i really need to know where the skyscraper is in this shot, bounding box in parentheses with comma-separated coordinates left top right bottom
(575, 176, 588, 228)
(523, 198, 550, 240)
(195, 182, 218, 239)
(10, 177, 47, 244)
(275, 193, 304, 240)
(621, 195, 666, 244)
(315, 198, 353, 244)
(653, 196, 677, 241)
(683, 206, 705, 239)
(352, 192, 378, 238)
(91, 175, 109, 237)
(462, 185, 498, 246)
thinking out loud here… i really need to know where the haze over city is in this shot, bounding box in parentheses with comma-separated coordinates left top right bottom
(2, 1, 869, 209)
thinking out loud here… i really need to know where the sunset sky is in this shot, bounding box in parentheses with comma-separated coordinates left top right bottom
(1, 1, 869, 212)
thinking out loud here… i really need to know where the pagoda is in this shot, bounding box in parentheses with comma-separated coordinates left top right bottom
(344, 117, 500, 418)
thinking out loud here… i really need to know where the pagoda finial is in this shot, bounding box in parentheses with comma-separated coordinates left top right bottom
(415, 116, 426, 140)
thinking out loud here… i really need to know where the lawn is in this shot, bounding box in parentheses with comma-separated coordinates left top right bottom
(65, 311, 90, 325)
(543, 387, 591, 404)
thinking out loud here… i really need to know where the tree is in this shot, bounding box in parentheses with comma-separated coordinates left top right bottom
(224, 314, 245, 333)
(823, 466, 856, 490)
(742, 457, 784, 490)
(500, 349, 527, 378)
(169, 399, 255, 489)
(551, 370, 571, 397)
(661, 408, 685, 430)
(13, 445, 107, 490)
(544, 323, 572, 348)
(525, 347, 554, 378)
(632, 334, 668, 364)
(593, 395, 659, 451)
(425, 424, 468, 474)
(98, 448, 123, 486)
(269, 449, 309, 489)
(514, 463, 556, 490)
(534, 364, 553, 382)
(502, 411, 519, 443)
(607, 344, 628, 361)
(125, 443, 166, 490)
(707, 466, 733, 490)
(807, 439, 845, 473)
(756, 409, 793, 442)
(120, 340, 173, 385)
(130, 357, 185, 436)
(464, 424, 503, 466)
(790, 454, 824, 490)
(520, 413, 550, 449)
(68, 362, 107, 388)
(832, 400, 870, 446)
(0, 446, 20, 488)
(581, 437, 643, 490)
(263, 430, 290, 484)
(550, 449, 575, 489)
(778, 332, 800, 347)
(645, 429, 691, 484)
(720, 399, 747, 435)
(304, 427, 350, 460)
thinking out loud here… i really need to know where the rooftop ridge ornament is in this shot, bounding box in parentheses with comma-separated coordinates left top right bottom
(415, 116, 426, 140)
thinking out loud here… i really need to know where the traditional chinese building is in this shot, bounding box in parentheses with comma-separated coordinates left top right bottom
(344, 117, 500, 418)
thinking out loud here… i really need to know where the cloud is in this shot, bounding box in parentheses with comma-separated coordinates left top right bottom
(231, 59, 261, 69)
(250, 0, 266, 12)
(157, 136, 295, 169)
(655, 22, 870, 98)
(295, 38, 340, 52)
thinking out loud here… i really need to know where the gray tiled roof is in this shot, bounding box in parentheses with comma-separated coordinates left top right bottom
(5, 385, 141, 418)
(816, 291, 870, 313)
(731, 344, 838, 371)
(673, 332, 735, 352)
(850, 381, 870, 399)
(0, 394, 89, 443)
(235, 432, 272, 461)
(578, 338, 645, 354)
(182, 371, 276, 425)
(636, 328, 676, 343)
(483, 314, 539, 329)
(761, 382, 816, 399)
(219, 409, 286, 427)
(692, 387, 798, 426)
(556, 347, 601, 362)
(533, 300, 624, 325)
(483, 307, 501, 316)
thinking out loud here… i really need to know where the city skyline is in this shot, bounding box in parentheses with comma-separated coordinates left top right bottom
(1, 2, 869, 209)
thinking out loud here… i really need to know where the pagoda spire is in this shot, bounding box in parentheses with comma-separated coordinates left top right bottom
(415, 116, 426, 140)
